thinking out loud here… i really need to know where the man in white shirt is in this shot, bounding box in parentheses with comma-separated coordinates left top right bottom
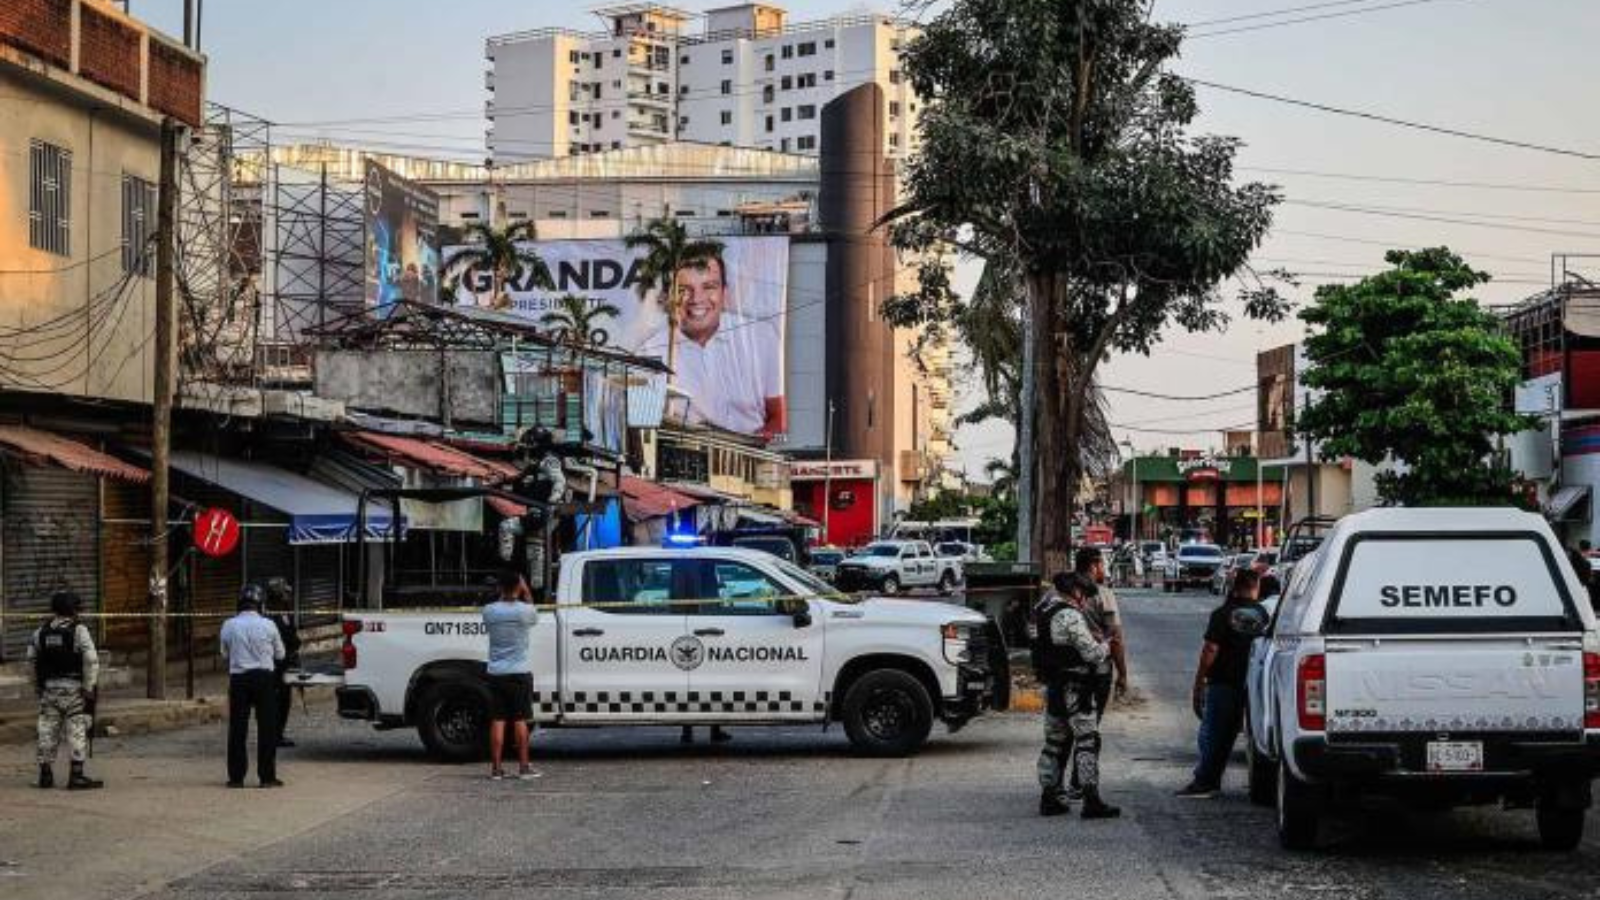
(220, 584, 286, 788)
(657, 253, 785, 437)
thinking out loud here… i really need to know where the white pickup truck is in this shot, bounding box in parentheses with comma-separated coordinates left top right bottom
(333, 546, 1007, 760)
(1241, 508, 1600, 850)
(831, 540, 963, 595)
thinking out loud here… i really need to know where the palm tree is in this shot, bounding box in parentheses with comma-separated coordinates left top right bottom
(441, 220, 554, 311)
(624, 218, 723, 371)
(539, 293, 621, 348)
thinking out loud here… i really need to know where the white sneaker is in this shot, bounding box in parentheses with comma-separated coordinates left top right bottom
(518, 768, 541, 781)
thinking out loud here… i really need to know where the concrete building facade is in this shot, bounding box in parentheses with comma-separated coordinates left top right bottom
(484, 3, 919, 164)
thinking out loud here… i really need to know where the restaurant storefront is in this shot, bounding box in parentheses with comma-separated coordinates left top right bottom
(1122, 454, 1288, 550)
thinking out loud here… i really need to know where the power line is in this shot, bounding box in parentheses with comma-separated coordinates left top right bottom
(1103, 383, 1256, 401)
(1111, 420, 1257, 435)
(1285, 199, 1600, 240)
(1188, 0, 1406, 27)
(1186, 77, 1600, 161)
(1241, 165, 1600, 196)
(1270, 228, 1546, 266)
(1189, 0, 1477, 38)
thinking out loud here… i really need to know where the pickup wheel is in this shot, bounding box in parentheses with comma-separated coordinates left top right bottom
(1536, 790, 1587, 851)
(880, 574, 900, 596)
(841, 669, 933, 757)
(937, 571, 955, 596)
(1276, 758, 1322, 850)
(1245, 722, 1275, 807)
(416, 680, 491, 763)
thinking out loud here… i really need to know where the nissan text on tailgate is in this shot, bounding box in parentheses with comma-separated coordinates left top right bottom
(1246, 508, 1600, 850)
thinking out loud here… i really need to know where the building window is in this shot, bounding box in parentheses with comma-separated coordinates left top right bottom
(657, 81, 668, 94)
(781, 44, 793, 59)
(675, 209, 696, 218)
(762, 84, 775, 103)
(780, 75, 792, 90)
(824, 70, 834, 81)
(613, 48, 622, 58)
(764, 54, 774, 71)
(654, 46, 671, 68)
(29, 140, 71, 257)
(508, 210, 528, 219)
(720, 79, 732, 95)
(867, 390, 876, 429)
(824, 38, 835, 49)
(679, 115, 689, 127)
(680, 84, 690, 94)
(798, 41, 816, 56)
(716, 209, 733, 217)
(780, 107, 792, 122)
(720, 110, 732, 125)
(612, 140, 622, 149)
(569, 110, 579, 125)
(594, 54, 603, 69)
(613, 79, 622, 88)
(721, 48, 734, 64)
(612, 110, 621, 119)
(570, 50, 581, 64)
(547, 210, 567, 219)
(797, 104, 815, 120)
(594, 84, 603, 100)
(590, 210, 611, 218)
(680, 54, 690, 64)
(121, 174, 155, 276)
(797, 134, 816, 151)
(779, 137, 790, 152)
(889, 69, 903, 84)
(888, 133, 900, 148)
(889, 101, 901, 118)
(460, 211, 481, 219)
(765, 115, 774, 133)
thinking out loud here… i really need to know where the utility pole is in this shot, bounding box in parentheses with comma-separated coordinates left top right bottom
(822, 400, 835, 543)
(149, 117, 180, 700)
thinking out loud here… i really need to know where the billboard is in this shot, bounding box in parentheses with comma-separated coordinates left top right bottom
(364, 159, 440, 313)
(447, 237, 789, 437)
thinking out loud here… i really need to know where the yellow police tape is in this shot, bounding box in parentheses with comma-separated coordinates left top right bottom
(8, 582, 1050, 621)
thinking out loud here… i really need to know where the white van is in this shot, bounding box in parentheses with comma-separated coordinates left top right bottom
(1242, 508, 1600, 850)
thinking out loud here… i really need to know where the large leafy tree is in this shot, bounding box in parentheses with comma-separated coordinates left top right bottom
(889, 0, 1284, 570)
(1297, 248, 1532, 506)
(540, 293, 622, 348)
(442, 221, 554, 310)
(624, 218, 724, 371)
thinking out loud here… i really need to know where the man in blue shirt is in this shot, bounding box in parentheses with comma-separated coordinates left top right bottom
(483, 570, 539, 780)
(220, 583, 286, 788)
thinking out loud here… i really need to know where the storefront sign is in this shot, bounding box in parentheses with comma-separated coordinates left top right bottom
(789, 459, 879, 480)
(193, 507, 240, 558)
(1178, 456, 1232, 482)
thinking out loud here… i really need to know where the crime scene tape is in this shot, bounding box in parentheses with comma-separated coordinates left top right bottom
(5, 582, 1051, 621)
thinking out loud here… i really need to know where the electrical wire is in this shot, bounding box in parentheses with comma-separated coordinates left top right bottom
(1103, 383, 1257, 401)
(1188, 0, 1479, 38)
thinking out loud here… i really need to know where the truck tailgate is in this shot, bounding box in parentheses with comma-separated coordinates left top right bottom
(1326, 639, 1586, 735)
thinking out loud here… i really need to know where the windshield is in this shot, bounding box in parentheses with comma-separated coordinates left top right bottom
(773, 558, 841, 598)
(1179, 545, 1224, 560)
(936, 542, 968, 556)
(1141, 542, 1163, 555)
(810, 551, 843, 565)
(1282, 535, 1325, 562)
(860, 544, 901, 558)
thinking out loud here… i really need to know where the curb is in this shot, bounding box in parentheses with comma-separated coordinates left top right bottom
(0, 697, 228, 746)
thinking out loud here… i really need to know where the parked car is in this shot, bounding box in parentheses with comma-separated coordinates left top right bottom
(807, 546, 847, 583)
(833, 540, 963, 595)
(1160, 543, 1225, 593)
(1240, 508, 1600, 851)
(1251, 548, 1279, 576)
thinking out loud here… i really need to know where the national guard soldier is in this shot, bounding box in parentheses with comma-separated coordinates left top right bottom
(1030, 573, 1119, 819)
(263, 577, 302, 748)
(29, 591, 103, 790)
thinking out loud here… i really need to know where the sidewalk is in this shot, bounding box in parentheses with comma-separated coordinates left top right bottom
(0, 670, 234, 746)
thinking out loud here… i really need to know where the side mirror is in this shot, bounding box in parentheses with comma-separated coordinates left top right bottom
(776, 597, 812, 628)
(1229, 605, 1271, 638)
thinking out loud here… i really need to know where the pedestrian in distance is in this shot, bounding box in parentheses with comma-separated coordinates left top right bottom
(221, 583, 286, 788)
(483, 569, 539, 781)
(1177, 568, 1262, 799)
(264, 577, 302, 749)
(1030, 572, 1120, 820)
(29, 591, 103, 790)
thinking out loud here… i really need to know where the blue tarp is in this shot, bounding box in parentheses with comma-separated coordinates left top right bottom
(575, 498, 623, 550)
(165, 450, 397, 544)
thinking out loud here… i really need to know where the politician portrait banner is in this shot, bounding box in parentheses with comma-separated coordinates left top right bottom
(446, 236, 789, 437)
(364, 159, 441, 314)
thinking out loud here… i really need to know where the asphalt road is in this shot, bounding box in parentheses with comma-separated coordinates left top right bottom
(7, 588, 1600, 899)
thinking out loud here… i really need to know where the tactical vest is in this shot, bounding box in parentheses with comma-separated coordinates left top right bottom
(1028, 594, 1087, 682)
(34, 620, 83, 686)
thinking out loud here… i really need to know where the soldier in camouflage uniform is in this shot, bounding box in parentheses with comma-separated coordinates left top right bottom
(1030, 573, 1118, 819)
(28, 592, 103, 790)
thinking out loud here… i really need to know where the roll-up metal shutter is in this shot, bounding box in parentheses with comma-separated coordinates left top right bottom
(294, 543, 342, 628)
(2, 466, 100, 661)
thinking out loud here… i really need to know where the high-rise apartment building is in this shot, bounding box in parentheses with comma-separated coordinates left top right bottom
(485, 3, 919, 163)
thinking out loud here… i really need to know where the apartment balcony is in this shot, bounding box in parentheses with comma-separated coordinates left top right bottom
(629, 90, 674, 108)
(627, 119, 671, 138)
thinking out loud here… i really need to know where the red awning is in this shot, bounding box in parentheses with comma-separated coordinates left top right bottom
(620, 475, 701, 522)
(0, 425, 149, 484)
(486, 495, 528, 518)
(341, 431, 520, 484)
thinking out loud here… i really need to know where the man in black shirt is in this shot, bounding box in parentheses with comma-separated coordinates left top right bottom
(1176, 568, 1261, 798)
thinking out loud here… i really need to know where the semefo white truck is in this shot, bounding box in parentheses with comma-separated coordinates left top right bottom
(332, 546, 1008, 760)
(1241, 508, 1600, 850)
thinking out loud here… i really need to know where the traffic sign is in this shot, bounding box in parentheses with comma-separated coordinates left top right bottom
(193, 507, 241, 558)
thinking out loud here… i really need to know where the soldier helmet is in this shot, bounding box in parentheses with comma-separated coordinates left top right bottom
(264, 576, 293, 605)
(238, 583, 267, 612)
(49, 591, 82, 617)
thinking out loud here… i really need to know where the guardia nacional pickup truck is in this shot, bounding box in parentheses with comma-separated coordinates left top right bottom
(333, 546, 1008, 760)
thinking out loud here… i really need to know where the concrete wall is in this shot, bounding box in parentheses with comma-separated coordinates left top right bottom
(315, 350, 500, 426)
(0, 66, 161, 404)
(783, 238, 827, 450)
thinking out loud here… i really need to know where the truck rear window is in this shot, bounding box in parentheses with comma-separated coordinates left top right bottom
(1325, 533, 1582, 634)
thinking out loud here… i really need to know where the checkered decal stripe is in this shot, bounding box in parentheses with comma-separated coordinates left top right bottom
(532, 689, 830, 716)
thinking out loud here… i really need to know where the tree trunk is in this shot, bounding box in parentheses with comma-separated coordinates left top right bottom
(1026, 271, 1084, 577)
(1016, 289, 1035, 562)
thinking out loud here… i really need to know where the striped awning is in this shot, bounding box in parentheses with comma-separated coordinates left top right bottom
(0, 425, 149, 484)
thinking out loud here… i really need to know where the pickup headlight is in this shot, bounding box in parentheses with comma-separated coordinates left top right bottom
(942, 622, 977, 665)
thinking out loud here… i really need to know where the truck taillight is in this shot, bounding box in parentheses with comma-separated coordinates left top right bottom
(1298, 653, 1326, 731)
(341, 620, 362, 671)
(1585, 652, 1600, 729)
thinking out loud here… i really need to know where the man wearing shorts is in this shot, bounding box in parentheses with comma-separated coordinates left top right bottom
(482, 570, 538, 780)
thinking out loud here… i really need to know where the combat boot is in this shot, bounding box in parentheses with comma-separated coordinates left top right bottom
(66, 762, 102, 791)
(1080, 788, 1121, 820)
(1039, 790, 1071, 817)
(36, 764, 53, 789)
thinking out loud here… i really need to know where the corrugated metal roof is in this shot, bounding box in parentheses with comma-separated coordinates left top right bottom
(620, 474, 701, 522)
(0, 425, 149, 484)
(342, 432, 521, 484)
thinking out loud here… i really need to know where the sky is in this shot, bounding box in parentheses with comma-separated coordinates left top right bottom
(131, 0, 1600, 478)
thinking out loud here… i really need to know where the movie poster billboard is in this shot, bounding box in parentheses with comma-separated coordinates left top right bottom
(364, 159, 440, 314)
(447, 236, 789, 437)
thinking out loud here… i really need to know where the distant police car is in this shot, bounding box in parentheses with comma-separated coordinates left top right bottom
(332, 547, 1007, 761)
(1241, 508, 1600, 851)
